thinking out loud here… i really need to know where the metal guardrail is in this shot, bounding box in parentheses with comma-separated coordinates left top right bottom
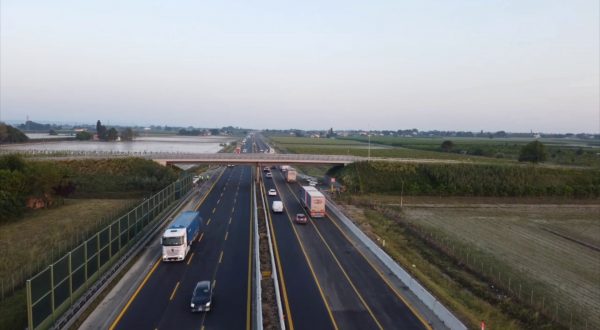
(324, 195, 467, 330)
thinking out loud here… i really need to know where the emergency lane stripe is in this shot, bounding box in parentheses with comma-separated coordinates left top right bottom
(108, 258, 161, 330)
(169, 282, 180, 301)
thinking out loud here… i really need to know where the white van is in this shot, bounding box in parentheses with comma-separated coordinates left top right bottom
(272, 201, 284, 213)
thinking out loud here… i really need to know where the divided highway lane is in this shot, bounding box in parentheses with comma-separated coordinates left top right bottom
(111, 165, 253, 330)
(268, 169, 430, 330)
(261, 175, 336, 330)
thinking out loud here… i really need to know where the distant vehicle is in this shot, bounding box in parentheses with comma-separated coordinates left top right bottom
(308, 180, 317, 186)
(162, 211, 202, 261)
(301, 186, 325, 217)
(280, 165, 290, 172)
(285, 169, 297, 183)
(272, 200, 284, 213)
(266, 172, 272, 178)
(227, 164, 236, 167)
(295, 213, 308, 224)
(268, 188, 277, 196)
(190, 281, 212, 312)
(263, 167, 270, 172)
(270, 165, 276, 169)
(259, 149, 264, 152)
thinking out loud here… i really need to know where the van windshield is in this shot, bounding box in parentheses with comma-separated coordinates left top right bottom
(162, 236, 184, 246)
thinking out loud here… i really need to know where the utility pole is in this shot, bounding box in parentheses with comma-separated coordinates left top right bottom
(368, 131, 371, 161)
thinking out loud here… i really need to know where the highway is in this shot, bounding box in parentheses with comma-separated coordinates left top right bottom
(110, 161, 254, 329)
(258, 136, 429, 330)
(105, 134, 433, 330)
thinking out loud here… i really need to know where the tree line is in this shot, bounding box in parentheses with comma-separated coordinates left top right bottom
(0, 155, 178, 221)
(329, 161, 600, 197)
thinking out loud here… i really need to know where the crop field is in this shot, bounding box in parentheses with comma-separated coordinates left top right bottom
(390, 200, 600, 328)
(268, 135, 499, 162)
(341, 136, 600, 167)
(0, 198, 138, 297)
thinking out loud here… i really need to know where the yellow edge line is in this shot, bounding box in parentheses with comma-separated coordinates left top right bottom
(110, 169, 225, 329)
(326, 215, 433, 330)
(195, 169, 226, 211)
(272, 178, 339, 330)
(169, 281, 180, 301)
(109, 258, 161, 330)
(262, 180, 296, 330)
(309, 218, 383, 329)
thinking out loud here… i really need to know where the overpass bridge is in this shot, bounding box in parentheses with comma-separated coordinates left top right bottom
(152, 153, 364, 166)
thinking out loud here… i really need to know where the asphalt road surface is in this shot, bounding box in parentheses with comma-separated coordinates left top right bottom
(111, 163, 254, 330)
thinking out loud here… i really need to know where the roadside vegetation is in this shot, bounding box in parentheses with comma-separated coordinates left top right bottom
(340, 135, 600, 167)
(0, 155, 179, 329)
(268, 134, 600, 167)
(334, 199, 570, 329)
(0, 155, 178, 220)
(328, 161, 600, 197)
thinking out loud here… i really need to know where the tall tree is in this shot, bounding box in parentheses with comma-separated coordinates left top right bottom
(518, 140, 547, 163)
(107, 128, 119, 141)
(441, 140, 455, 152)
(121, 127, 134, 141)
(96, 120, 107, 140)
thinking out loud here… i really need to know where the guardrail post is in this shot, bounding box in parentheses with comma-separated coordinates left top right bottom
(27, 280, 33, 330)
(69, 252, 73, 306)
(50, 264, 55, 322)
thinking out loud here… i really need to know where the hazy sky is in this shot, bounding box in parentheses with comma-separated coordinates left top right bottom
(1, 0, 598, 133)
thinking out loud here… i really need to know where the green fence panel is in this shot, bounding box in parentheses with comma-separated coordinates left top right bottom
(53, 255, 69, 286)
(71, 267, 85, 293)
(99, 228, 109, 247)
(27, 177, 192, 329)
(71, 244, 85, 269)
(99, 246, 110, 268)
(53, 278, 70, 310)
(32, 293, 52, 329)
(30, 268, 51, 304)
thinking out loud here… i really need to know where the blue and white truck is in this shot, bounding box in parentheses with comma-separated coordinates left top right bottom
(162, 211, 202, 262)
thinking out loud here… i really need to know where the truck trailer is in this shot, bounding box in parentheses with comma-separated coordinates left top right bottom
(285, 169, 297, 183)
(301, 186, 326, 217)
(162, 211, 202, 261)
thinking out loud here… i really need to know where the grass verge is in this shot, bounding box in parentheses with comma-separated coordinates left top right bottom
(0, 198, 138, 330)
(335, 199, 563, 329)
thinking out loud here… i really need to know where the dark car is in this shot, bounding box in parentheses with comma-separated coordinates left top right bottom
(295, 213, 308, 224)
(191, 281, 212, 312)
